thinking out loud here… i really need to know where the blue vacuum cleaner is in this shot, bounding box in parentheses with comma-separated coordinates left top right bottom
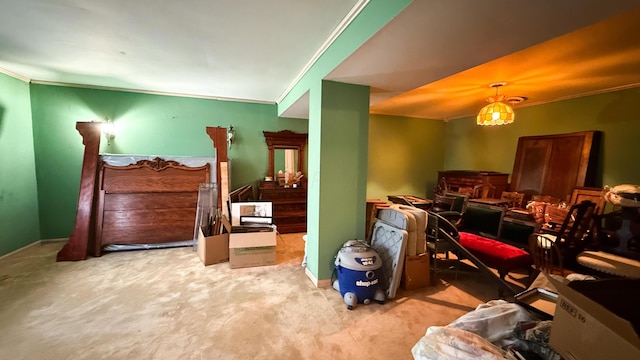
(333, 240, 386, 310)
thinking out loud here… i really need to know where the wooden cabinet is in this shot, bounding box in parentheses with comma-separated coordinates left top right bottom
(510, 131, 600, 202)
(437, 170, 509, 198)
(259, 181, 307, 233)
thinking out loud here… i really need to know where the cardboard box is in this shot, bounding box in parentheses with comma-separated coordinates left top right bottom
(548, 276, 640, 360)
(197, 218, 231, 266)
(198, 227, 229, 266)
(401, 253, 430, 290)
(229, 227, 277, 268)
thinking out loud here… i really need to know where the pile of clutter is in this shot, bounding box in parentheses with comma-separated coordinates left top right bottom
(276, 170, 304, 188)
(333, 204, 431, 309)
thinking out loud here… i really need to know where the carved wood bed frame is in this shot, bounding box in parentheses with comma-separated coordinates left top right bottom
(57, 123, 228, 261)
(92, 157, 210, 255)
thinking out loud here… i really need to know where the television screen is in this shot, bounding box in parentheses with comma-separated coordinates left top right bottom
(230, 201, 273, 226)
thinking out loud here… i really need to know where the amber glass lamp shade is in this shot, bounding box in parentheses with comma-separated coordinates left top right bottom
(476, 95, 514, 126)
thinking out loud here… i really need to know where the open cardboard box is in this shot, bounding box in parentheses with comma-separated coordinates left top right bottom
(197, 215, 232, 266)
(547, 275, 640, 360)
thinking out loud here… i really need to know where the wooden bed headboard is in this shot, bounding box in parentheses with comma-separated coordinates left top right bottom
(93, 157, 210, 255)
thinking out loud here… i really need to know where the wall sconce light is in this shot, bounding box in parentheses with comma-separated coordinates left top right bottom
(227, 125, 235, 148)
(102, 119, 116, 145)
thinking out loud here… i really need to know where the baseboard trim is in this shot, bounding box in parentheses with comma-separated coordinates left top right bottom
(41, 238, 68, 243)
(317, 278, 332, 288)
(0, 241, 40, 260)
(0, 238, 68, 260)
(304, 267, 332, 288)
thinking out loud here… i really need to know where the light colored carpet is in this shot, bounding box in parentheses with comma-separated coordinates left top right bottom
(0, 234, 527, 360)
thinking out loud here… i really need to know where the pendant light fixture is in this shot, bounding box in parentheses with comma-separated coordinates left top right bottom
(477, 82, 514, 126)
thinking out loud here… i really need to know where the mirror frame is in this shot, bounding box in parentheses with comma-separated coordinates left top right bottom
(263, 130, 308, 180)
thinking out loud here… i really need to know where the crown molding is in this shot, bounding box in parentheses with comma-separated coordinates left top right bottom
(277, 0, 370, 104)
(29, 80, 275, 104)
(0, 66, 30, 82)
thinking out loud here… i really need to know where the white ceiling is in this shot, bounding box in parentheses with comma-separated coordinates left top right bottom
(2, 0, 640, 121)
(0, 0, 360, 102)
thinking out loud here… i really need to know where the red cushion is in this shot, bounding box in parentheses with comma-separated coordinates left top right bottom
(459, 232, 531, 273)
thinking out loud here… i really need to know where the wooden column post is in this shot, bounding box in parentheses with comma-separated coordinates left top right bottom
(57, 122, 102, 261)
(266, 144, 274, 179)
(206, 126, 228, 210)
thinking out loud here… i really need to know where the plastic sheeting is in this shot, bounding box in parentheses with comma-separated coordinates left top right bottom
(448, 300, 536, 344)
(104, 240, 194, 252)
(412, 300, 562, 360)
(411, 326, 514, 360)
(101, 154, 216, 183)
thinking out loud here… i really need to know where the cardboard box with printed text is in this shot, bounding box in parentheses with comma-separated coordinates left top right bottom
(547, 276, 640, 360)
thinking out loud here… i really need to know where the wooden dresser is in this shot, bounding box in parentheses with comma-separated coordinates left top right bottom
(259, 180, 307, 233)
(437, 170, 509, 198)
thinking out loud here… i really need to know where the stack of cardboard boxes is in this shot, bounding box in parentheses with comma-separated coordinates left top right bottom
(197, 202, 277, 268)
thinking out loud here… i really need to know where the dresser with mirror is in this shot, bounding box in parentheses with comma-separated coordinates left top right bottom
(259, 130, 308, 233)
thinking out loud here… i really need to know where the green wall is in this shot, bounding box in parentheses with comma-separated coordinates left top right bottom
(367, 114, 446, 201)
(29, 84, 307, 240)
(307, 80, 370, 281)
(0, 73, 41, 255)
(445, 87, 640, 188)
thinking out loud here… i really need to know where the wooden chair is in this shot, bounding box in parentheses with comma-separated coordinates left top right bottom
(472, 183, 496, 199)
(434, 177, 450, 195)
(431, 193, 456, 212)
(528, 232, 570, 276)
(443, 191, 470, 213)
(570, 187, 606, 215)
(568, 187, 606, 247)
(532, 200, 597, 271)
(500, 191, 524, 209)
